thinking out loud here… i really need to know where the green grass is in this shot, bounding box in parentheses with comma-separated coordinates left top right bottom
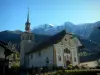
(30, 70, 100, 75)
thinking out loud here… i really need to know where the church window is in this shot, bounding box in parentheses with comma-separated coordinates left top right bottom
(74, 57, 76, 62)
(65, 38, 67, 41)
(58, 55, 61, 61)
(38, 51, 41, 57)
(64, 48, 70, 53)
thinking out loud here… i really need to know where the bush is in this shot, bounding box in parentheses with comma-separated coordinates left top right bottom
(67, 64, 73, 70)
(73, 65, 80, 70)
(81, 65, 87, 69)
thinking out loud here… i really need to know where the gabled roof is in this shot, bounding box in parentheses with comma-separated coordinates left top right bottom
(27, 30, 67, 54)
(34, 34, 51, 43)
(0, 40, 13, 56)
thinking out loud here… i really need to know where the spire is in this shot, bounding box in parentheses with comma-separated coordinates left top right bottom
(27, 8, 29, 22)
(25, 8, 31, 32)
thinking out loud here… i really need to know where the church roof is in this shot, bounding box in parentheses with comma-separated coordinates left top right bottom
(34, 34, 51, 43)
(27, 30, 69, 54)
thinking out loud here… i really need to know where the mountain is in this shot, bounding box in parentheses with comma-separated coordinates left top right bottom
(31, 21, 100, 39)
(88, 24, 100, 44)
(1, 21, 100, 62)
(32, 24, 55, 35)
(1, 21, 100, 50)
(64, 21, 100, 39)
(32, 22, 75, 35)
(0, 30, 21, 51)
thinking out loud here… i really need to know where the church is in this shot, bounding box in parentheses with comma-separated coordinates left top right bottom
(20, 9, 83, 69)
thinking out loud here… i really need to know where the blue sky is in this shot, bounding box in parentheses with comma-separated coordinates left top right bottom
(0, 0, 100, 31)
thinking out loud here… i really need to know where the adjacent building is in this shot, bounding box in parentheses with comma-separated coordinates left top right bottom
(0, 41, 13, 74)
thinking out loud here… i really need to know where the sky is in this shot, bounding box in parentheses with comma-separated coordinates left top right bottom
(0, 0, 100, 31)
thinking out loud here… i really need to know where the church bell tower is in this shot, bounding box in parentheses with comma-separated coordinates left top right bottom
(20, 8, 34, 68)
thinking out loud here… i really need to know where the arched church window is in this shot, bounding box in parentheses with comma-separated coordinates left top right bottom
(64, 48, 70, 53)
(74, 57, 76, 62)
(58, 55, 61, 61)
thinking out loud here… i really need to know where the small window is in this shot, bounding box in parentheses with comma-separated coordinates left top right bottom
(38, 51, 41, 57)
(65, 38, 67, 41)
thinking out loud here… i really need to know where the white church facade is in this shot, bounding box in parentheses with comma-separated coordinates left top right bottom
(20, 9, 83, 69)
(26, 32, 82, 68)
